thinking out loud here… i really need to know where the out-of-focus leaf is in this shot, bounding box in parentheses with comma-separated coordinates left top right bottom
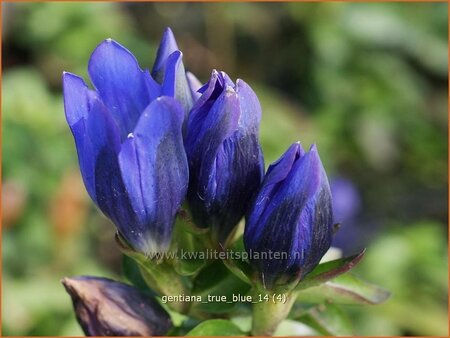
(186, 319, 244, 336)
(273, 319, 319, 336)
(297, 273, 390, 305)
(296, 303, 353, 336)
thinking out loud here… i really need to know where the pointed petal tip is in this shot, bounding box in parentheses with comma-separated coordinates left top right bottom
(97, 38, 123, 50)
(235, 77, 249, 87)
(235, 77, 246, 88)
(62, 71, 76, 84)
(288, 141, 306, 158)
(61, 276, 80, 292)
(89, 38, 138, 69)
(170, 49, 182, 59)
(225, 85, 236, 95)
(62, 71, 85, 83)
(308, 144, 323, 162)
(62, 72, 92, 126)
(101, 38, 128, 51)
(163, 27, 175, 38)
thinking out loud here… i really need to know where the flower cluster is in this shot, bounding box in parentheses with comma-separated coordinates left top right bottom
(63, 28, 333, 290)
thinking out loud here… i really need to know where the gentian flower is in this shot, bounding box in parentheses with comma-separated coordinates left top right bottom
(151, 27, 199, 115)
(185, 70, 264, 244)
(62, 276, 172, 336)
(63, 38, 188, 255)
(244, 143, 333, 289)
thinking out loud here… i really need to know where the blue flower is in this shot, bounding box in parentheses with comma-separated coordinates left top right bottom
(244, 143, 333, 289)
(151, 27, 199, 116)
(185, 70, 264, 244)
(63, 39, 188, 254)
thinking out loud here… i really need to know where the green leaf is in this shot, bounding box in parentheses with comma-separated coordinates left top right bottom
(186, 319, 245, 336)
(297, 303, 354, 336)
(297, 273, 390, 305)
(296, 249, 366, 290)
(191, 261, 251, 314)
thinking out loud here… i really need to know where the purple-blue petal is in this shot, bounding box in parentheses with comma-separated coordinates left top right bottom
(185, 86, 240, 163)
(186, 71, 203, 101)
(236, 79, 262, 130)
(185, 72, 265, 243)
(84, 98, 131, 230)
(244, 144, 333, 289)
(185, 87, 241, 229)
(118, 97, 188, 254)
(161, 51, 194, 115)
(152, 27, 179, 82)
(245, 142, 305, 241)
(63, 72, 92, 126)
(63, 72, 105, 203)
(186, 70, 226, 143)
(88, 39, 153, 138)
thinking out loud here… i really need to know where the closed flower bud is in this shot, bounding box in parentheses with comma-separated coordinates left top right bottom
(152, 27, 198, 114)
(62, 276, 172, 336)
(244, 143, 333, 290)
(185, 70, 264, 244)
(63, 39, 188, 255)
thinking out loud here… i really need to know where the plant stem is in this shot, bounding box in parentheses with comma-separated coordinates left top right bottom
(116, 232, 190, 313)
(251, 286, 297, 336)
(138, 259, 190, 314)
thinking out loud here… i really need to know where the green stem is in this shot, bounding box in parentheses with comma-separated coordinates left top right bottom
(115, 233, 190, 313)
(138, 259, 190, 314)
(251, 286, 297, 336)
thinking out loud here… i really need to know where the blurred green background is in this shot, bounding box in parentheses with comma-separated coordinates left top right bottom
(2, 2, 448, 336)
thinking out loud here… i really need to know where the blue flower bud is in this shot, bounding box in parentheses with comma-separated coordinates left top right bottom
(63, 39, 188, 255)
(244, 143, 333, 290)
(152, 27, 197, 115)
(185, 70, 264, 244)
(62, 276, 172, 336)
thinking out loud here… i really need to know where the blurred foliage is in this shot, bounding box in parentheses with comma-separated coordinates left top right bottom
(2, 2, 447, 336)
